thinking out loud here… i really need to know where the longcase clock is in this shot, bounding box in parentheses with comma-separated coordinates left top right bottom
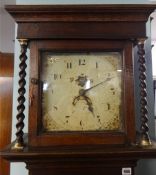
(1, 5, 156, 175)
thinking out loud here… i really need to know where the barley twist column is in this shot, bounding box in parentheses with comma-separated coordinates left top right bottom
(12, 39, 28, 150)
(137, 38, 151, 146)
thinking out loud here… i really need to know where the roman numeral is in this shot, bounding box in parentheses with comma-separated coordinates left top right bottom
(54, 74, 61, 80)
(67, 62, 72, 69)
(96, 62, 98, 68)
(79, 59, 86, 65)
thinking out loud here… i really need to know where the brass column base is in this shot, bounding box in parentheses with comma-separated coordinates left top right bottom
(11, 141, 24, 150)
(139, 136, 152, 147)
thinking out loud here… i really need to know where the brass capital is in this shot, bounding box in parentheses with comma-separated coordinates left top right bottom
(18, 39, 28, 46)
(137, 38, 147, 45)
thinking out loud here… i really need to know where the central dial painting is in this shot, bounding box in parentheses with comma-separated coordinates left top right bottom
(41, 52, 123, 132)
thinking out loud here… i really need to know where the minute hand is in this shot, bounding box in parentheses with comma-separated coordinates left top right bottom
(84, 77, 113, 93)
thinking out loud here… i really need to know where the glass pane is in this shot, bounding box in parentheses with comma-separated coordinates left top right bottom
(41, 52, 123, 132)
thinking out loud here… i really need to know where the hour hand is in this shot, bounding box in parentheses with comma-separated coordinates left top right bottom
(72, 96, 81, 106)
(84, 96, 94, 113)
(72, 92, 94, 116)
(72, 89, 88, 105)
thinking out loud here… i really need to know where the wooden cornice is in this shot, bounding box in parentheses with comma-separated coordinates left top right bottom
(5, 4, 156, 40)
(5, 4, 156, 22)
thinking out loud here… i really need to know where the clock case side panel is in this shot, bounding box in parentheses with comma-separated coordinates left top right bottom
(29, 40, 136, 148)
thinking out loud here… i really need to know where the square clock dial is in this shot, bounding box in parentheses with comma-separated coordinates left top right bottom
(41, 52, 123, 132)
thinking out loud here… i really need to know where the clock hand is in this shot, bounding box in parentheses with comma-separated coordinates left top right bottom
(72, 77, 114, 116)
(75, 77, 114, 97)
(73, 76, 114, 103)
(84, 77, 114, 93)
(84, 96, 94, 114)
(72, 93, 95, 116)
(73, 94, 92, 108)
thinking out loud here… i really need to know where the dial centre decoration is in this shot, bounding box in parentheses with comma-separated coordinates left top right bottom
(75, 75, 88, 87)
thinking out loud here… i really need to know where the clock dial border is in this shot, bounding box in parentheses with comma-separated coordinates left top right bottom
(29, 39, 135, 147)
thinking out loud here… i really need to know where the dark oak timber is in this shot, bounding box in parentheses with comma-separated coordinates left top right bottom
(2, 4, 156, 175)
(5, 5, 156, 40)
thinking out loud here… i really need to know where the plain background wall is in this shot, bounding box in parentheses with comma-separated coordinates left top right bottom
(11, 0, 156, 175)
(0, 0, 15, 53)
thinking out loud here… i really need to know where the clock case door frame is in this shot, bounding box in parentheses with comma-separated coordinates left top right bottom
(29, 39, 135, 147)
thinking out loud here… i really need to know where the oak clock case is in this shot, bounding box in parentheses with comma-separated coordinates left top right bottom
(2, 5, 156, 175)
(29, 40, 135, 147)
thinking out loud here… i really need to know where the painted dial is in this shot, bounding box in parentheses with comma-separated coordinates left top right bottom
(41, 52, 123, 131)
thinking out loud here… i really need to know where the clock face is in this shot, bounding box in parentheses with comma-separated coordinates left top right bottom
(41, 52, 123, 132)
